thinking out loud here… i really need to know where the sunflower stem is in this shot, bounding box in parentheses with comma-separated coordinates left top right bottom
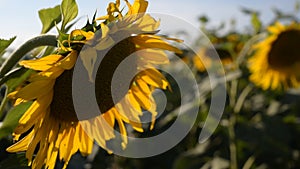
(229, 80, 238, 108)
(234, 84, 253, 113)
(0, 86, 9, 120)
(242, 155, 255, 169)
(228, 82, 254, 169)
(228, 80, 238, 169)
(228, 114, 238, 169)
(0, 35, 57, 79)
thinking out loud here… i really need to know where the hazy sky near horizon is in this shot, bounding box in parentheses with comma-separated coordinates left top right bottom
(0, 0, 297, 48)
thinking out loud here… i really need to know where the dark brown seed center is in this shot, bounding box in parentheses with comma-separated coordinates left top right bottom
(95, 38, 137, 114)
(268, 30, 300, 70)
(205, 48, 232, 61)
(50, 69, 77, 122)
(50, 38, 137, 122)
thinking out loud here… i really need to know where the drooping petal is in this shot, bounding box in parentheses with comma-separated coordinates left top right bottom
(19, 55, 63, 71)
(57, 50, 78, 70)
(127, 0, 148, 15)
(138, 49, 169, 65)
(132, 35, 182, 54)
(6, 129, 34, 152)
(14, 79, 55, 100)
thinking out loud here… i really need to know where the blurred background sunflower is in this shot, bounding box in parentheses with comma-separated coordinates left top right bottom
(249, 22, 300, 90)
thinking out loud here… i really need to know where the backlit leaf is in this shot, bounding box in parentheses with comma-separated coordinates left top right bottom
(0, 37, 16, 55)
(61, 0, 78, 32)
(38, 5, 62, 34)
(0, 101, 33, 139)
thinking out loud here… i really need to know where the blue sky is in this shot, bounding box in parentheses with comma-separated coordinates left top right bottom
(0, 0, 297, 48)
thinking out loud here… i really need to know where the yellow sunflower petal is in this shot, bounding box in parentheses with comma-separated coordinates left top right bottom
(132, 35, 182, 54)
(114, 111, 128, 149)
(45, 121, 59, 169)
(80, 47, 97, 82)
(127, 89, 142, 113)
(14, 92, 52, 135)
(14, 79, 54, 100)
(19, 55, 63, 71)
(32, 140, 48, 169)
(18, 91, 52, 125)
(139, 68, 169, 89)
(29, 66, 64, 81)
(78, 124, 93, 156)
(138, 49, 169, 65)
(6, 129, 34, 152)
(26, 125, 42, 165)
(95, 36, 115, 50)
(92, 119, 107, 149)
(135, 14, 160, 32)
(57, 50, 78, 70)
(119, 99, 143, 132)
(131, 84, 152, 110)
(96, 115, 115, 140)
(128, 0, 148, 15)
(70, 30, 94, 41)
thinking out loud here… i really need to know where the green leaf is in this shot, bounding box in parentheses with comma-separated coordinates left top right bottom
(295, 1, 300, 12)
(0, 69, 34, 119)
(38, 5, 62, 34)
(5, 69, 34, 93)
(0, 101, 33, 139)
(61, 0, 78, 32)
(0, 68, 34, 118)
(198, 15, 209, 24)
(240, 7, 255, 15)
(272, 7, 283, 17)
(0, 153, 29, 169)
(251, 12, 262, 34)
(41, 46, 56, 57)
(0, 37, 16, 55)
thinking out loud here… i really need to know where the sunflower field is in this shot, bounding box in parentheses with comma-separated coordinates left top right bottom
(0, 0, 300, 169)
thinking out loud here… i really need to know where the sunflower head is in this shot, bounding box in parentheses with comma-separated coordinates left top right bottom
(5, 1, 182, 169)
(193, 47, 234, 73)
(267, 29, 300, 71)
(249, 22, 300, 90)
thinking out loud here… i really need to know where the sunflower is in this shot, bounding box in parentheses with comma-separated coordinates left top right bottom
(193, 47, 233, 72)
(248, 22, 300, 90)
(6, 0, 181, 169)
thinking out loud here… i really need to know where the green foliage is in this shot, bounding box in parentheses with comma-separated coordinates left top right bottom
(240, 7, 258, 15)
(0, 153, 29, 169)
(0, 69, 34, 120)
(0, 37, 16, 56)
(38, 0, 79, 34)
(295, 1, 300, 12)
(61, 0, 78, 32)
(39, 0, 80, 34)
(199, 15, 209, 24)
(240, 7, 262, 34)
(251, 13, 262, 34)
(0, 101, 33, 139)
(3, 69, 33, 93)
(39, 5, 62, 34)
